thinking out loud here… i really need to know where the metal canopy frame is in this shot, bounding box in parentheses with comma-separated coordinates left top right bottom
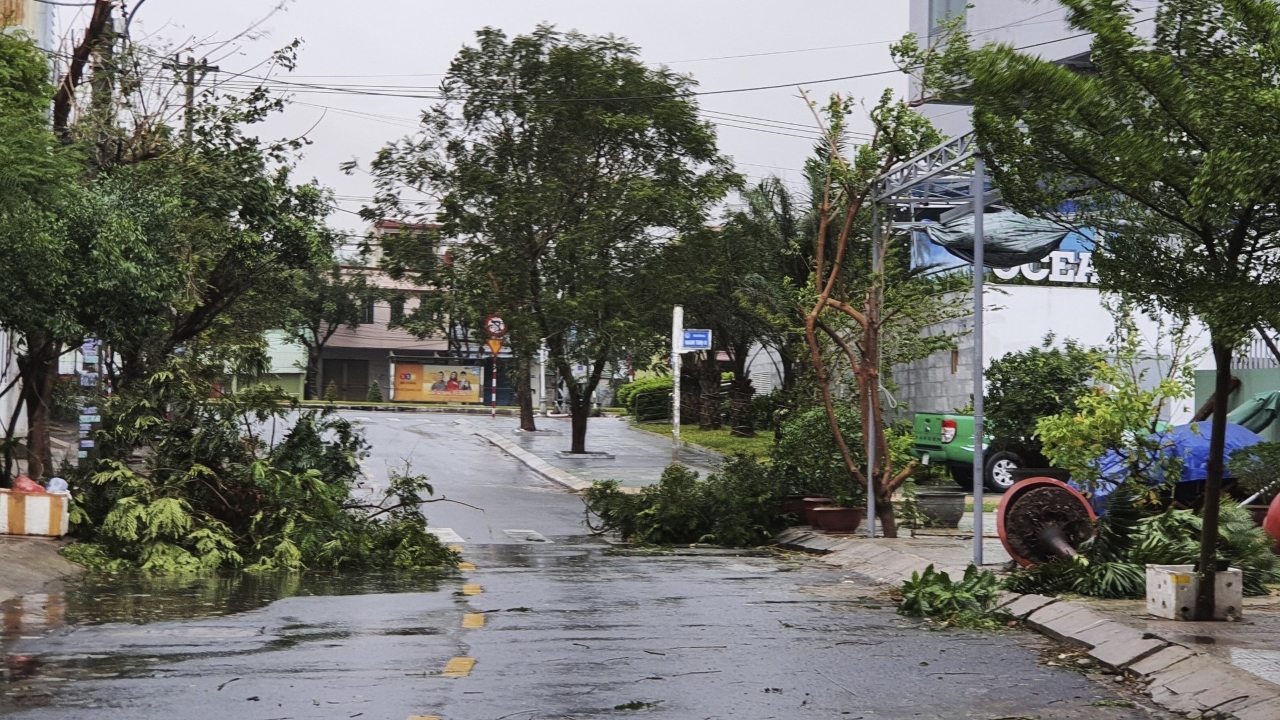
(868, 132, 991, 566)
(876, 133, 982, 208)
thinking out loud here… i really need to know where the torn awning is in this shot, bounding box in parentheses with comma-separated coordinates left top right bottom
(906, 211, 1075, 270)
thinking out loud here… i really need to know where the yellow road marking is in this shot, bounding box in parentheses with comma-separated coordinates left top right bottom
(448, 544, 464, 553)
(407, 716, 441, 720)
(458, 561, 476, 571)
(442, 656, 476, 677)
(462, 613, 485, 628)
(462, 584, 483, 595)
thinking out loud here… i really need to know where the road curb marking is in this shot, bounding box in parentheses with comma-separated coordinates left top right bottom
(458, 561, 476, 571)
(428, 527, 466, 544)
(462, 584, 483, 595)
(442, 657, 476, 677)
(462, 613, 485, 628)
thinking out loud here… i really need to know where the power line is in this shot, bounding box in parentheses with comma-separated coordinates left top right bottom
(207, 24, 1124, 106)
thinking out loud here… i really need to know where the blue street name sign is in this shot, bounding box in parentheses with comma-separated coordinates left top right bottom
(681, 329, 712, 351)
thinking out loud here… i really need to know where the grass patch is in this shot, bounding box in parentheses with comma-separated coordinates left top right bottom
(964, 500, 1001, 513)
(631, 423, 773, 459)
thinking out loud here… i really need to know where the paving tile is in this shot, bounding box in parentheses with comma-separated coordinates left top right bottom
(1232, 696, 1280, 720)
(1149, 655, 1219, 689)
(1203, 681, 1274, 712)
(992, 591, 1022, 609)
(1128, 645, 1196, 677)
(1031, 608, 1111, 644)
(1088, 636, 1167, 670)
(1004, 594, 1058, 619)
(1026, 600, 1084, 626)
(1073, 620, 1146, 648)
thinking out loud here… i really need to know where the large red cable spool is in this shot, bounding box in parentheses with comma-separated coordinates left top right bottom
(997, 476, 1097, 568)
(1263, 493, 1280, 555)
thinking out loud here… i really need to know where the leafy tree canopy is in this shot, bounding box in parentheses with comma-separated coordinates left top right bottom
(357, 25, 737, 451)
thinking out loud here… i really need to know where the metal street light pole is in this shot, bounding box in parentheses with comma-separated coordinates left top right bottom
(971, 153, 987, 567)
(867, 205, 880, 539)
(671, 306, 683, 462)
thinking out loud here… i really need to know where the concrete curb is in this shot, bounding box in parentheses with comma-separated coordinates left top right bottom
(774, 528, 1280, 720)
(300, 403, 521, 416)
(462, 421, 594, 493)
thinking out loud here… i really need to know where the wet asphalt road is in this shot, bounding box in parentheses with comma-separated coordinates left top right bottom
(1, 413, 1171, 719)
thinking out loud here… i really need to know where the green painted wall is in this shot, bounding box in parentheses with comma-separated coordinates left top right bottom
(1194, 368, 1280, 442)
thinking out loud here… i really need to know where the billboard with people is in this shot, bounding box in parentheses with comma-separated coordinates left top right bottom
(393, 364, 483, 403)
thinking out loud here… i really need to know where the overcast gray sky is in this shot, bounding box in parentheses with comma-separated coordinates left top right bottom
(56, 1, 911, 232)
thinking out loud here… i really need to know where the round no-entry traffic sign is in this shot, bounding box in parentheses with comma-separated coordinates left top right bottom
(484, 314, 507, 338)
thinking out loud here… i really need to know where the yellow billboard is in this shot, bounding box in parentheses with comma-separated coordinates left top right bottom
(393, 364, 483, 403)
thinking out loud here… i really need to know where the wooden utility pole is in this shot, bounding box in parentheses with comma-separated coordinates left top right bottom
(166, 55, 218, 141)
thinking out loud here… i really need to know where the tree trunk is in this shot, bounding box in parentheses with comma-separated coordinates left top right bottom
(1195, 339, 1233, 620)
(2, 389, 26, 485)
(779, 347, 796, 393)
(305, 345, 322, 401)
(516, 356, 537, 432)
(20, 344, 58, 479)
(679, 356, 699, 425)
(697, 352, 721, 430)
(728, 344, 754, 438)
(875, 487, 897, 539)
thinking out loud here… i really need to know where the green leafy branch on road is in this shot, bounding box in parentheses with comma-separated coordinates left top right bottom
(64, 362, 457, 574)
(897, 564, 1005, 630)
(584, 458, 788, 547)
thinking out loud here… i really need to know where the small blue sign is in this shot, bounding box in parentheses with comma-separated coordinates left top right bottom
(681, 329, 712, 351)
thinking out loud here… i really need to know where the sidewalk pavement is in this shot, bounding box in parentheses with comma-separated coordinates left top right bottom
(0, 536, 79, 604)
(461, 414, 721, 491)
(778, 525, 1280, 720)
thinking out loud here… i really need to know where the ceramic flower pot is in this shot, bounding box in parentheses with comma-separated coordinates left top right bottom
(801, 497, 834, 526)
(809, 506, 864, 533)
(915, 488, 966, 528)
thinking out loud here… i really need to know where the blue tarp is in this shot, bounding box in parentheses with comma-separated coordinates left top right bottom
(1070, 422, 1266, 515)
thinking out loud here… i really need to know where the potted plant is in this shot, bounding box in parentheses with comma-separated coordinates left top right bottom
(914, 484, 967, 529)
(809, 491, 866, 534)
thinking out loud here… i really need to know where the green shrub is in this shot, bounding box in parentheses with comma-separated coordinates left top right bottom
(366, 380, 383, 402)
(985, 336, 1098, 463)
(66, 364, 457, 574)
(898, 564, 1004, 628)
(616, 376, 669, 407)
(584, 456, 787, 546)
(617, 376, 673, 421)
(749, 389, 784, 433)
(771, 406, 865, 500)
(1228, 441, 1280, 497)
(324, 380, 340, 402)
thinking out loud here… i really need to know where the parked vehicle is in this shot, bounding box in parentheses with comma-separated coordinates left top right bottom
(911, 412, 1023, 492)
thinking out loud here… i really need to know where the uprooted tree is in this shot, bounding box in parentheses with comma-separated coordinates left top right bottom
(801, 91, 968, 538)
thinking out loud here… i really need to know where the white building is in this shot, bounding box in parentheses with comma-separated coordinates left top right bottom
(896, 0, 1211, 424)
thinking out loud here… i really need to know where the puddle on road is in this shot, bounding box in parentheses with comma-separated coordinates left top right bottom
(1, 569, 453, 698)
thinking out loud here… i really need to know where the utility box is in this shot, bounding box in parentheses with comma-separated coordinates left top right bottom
(1146, 564, 1243, 620)
(0, 490, 70, 537)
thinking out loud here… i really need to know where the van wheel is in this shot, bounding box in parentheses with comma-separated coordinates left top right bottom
(984, 451, 1023, 493)
(950, 465, 975, 491)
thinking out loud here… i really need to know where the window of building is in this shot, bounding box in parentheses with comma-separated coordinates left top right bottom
(390, 297, 405, 323)
(360, 300, 376, 325)
(929, 0, 967, 37)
